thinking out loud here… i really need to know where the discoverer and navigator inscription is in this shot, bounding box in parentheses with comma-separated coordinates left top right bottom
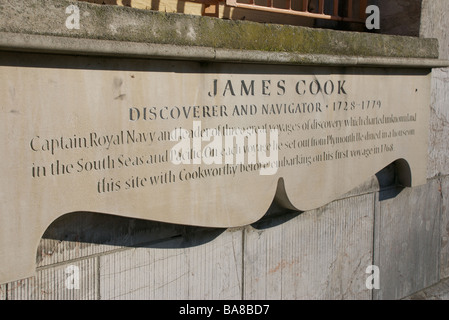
(0, 52, 430, 283)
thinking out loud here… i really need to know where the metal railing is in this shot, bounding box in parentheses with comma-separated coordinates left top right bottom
(190, 0, 368, 23)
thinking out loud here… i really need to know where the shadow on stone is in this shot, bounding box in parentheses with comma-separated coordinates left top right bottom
(41, 211, 226, 251)
(40, 159, 412, 258)
(250, 199, 302, 230)
(376, 159, 410, 201)
(250, 178, 303, 230)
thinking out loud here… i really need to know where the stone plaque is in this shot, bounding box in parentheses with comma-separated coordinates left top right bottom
(0, 52, 430, 282)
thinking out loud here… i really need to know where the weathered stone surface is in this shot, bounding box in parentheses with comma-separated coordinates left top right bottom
(420, 0, 449, 178)
(7, 259, 98, 300)
(404, 277, 449, 300)
(421, 0, 449, 61)
(441, 177, 449, 279)
(0, 0, 439, 59)
(99, 228, 242, 299)
(420, 0, 449, 280)
(0, 48, 433, 284)
(374, 179, 441, 300)
(0, 284, 6, 300)
(0, 0, 446, 301)
(427, 68, 449, 178)
(243, 194, 374, 300)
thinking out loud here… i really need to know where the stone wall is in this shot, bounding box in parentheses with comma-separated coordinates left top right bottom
(420, 0, 449, 287)
(0, 0, 448, 300)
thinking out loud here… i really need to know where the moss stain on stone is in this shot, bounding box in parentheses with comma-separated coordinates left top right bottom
(0, 0, 440, 59)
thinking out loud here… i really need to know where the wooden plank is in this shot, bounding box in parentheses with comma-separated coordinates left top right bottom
(228, 3, 337, 19)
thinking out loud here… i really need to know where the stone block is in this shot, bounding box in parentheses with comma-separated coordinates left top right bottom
(243, 194, 374, 300)
(440, 177, 449, 279)
(404, 278, 449, 300)
(99, 228, 242, 299)
(374, 179, 441, 300)
(6, 258, 98, 300)
(0, 0, 439, 59)
(421, 0, 449, 60)
(421, 0, 449, 178)
(427, 68, 449, 178)
(0, 284, 6, 300)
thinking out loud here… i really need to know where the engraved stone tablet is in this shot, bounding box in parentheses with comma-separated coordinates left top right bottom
(0, 52, 431, 282)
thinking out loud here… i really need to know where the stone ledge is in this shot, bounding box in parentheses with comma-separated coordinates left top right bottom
(0, 0, 444, 62)
(1, 32, 448, 68)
